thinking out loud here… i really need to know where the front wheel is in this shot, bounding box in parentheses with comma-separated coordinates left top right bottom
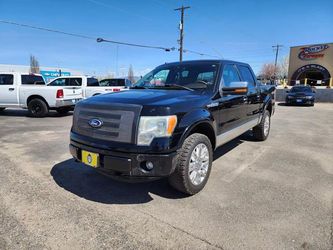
(28, 99, 48, 117)
(0, 107, 5, 111)
(168, 133, 213, 195)
(253, 110, 271, 141)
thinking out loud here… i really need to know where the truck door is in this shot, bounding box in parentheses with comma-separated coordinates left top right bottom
(237, 65, 261, 123)
(216, 64, 247, 134)
(0, 74, 17, 106)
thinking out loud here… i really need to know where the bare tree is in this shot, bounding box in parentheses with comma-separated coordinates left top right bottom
(278, 55, 289, 79)
(128, 64, 135, 83)
(260, 63, 278, 82)
(30, 55, 40, 74)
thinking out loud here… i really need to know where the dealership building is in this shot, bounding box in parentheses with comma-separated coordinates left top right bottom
(288, 43, 333, 86)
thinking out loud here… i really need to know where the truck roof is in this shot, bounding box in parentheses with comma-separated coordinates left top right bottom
(162, 59, 251, 67)
(0, 72, 43, 76)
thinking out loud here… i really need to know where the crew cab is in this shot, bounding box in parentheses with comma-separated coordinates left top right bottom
(0, 72, 82, 117)
(69, 60, 275, 195)
(48, 76, 128, 99)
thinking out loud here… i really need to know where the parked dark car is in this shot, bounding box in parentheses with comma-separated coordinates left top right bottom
(285, 85, 315, 106)
(69, 60, 275, 195)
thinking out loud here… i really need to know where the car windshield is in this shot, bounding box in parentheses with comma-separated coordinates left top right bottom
(291, 86, 312, 93)
(134, 63, 218, 90)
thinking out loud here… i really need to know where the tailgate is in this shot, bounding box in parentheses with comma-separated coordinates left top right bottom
(63, 87, 82, 99)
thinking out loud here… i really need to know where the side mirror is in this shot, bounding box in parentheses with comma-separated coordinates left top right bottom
(221, 81, 248, 95)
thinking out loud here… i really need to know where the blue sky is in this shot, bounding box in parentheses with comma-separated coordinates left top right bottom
(0, 0, 332, 76)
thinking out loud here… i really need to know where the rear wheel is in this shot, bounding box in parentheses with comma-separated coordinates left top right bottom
(28, 99, 48, 117)
(168, 133, 213, 195)
(253, 110, 271, 141)
(56, 107, 71, 114)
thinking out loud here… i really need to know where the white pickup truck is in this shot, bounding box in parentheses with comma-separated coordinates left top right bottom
(0, 72, 82, 117)
(47, 76, 130, 98)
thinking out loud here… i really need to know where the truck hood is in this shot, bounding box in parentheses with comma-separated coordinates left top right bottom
(81, 89, 209, 113)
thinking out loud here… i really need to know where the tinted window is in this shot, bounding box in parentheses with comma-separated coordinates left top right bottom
(135, 63, 218, 89)
(99, 79, 126, 87)
(69, 78, 82, 86)
(0, 74, 13, 85)
(48, 78, 68, 86)
(238, 65, 255, 87)
(291, 86, 312, 93)
(21, 75, 45, 85)
(222, 65, 241, 87)
(87, 78, 99, 87)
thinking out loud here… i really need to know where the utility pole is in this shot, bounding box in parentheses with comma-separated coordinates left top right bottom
(272, 44, 283, 80)
(174, 5, 190, 62)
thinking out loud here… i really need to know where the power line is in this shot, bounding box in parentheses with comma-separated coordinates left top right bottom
(0, 19, 95, 40)
(183, 49, 219, 58)
(174, 5, 190, 62)
(0, 19, 174, 52)
(96, 38, 174, 51)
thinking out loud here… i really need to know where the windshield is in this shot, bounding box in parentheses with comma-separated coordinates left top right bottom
(291, 86, 312, 93)
(135, 63, 218, 90)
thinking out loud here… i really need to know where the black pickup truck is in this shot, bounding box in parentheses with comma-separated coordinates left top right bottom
(70, 60, 275, 195)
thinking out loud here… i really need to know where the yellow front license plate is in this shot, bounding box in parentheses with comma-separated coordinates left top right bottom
(81, 150, 99, 168)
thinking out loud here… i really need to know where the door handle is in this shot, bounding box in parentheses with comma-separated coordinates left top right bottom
(8, 88, 15, 91)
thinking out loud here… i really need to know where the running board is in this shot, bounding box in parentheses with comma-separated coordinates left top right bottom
(216, 119, 259, 148)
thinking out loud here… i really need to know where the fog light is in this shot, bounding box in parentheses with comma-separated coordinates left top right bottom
(146, 161, 154, 170)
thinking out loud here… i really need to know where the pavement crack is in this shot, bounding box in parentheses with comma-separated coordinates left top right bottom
(137, 209, 224, 250)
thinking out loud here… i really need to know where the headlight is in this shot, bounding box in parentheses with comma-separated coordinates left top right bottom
(306, 96, 313, 99)
(137, 115, 177, 145)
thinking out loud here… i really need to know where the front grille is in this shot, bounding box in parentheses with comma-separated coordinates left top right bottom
(73, 101, 142, 143)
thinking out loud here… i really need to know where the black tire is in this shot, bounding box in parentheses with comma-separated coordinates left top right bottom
(56, 107, 71, 114)
(253, 110, 271, 141)
(28, 98, 48, 117)
(0, 107, 5, 111)
(168, 133, 213, 195)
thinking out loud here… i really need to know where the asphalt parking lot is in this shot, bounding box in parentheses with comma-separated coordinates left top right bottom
(0, 103, 332, 250)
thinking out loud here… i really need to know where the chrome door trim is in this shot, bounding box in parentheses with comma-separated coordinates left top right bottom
(216, 118, 259, 148)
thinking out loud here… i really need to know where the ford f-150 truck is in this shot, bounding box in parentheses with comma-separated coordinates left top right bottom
(0, 72, 82, 117)
(48, 76, 128, 98)
(70, 60, 275, 195)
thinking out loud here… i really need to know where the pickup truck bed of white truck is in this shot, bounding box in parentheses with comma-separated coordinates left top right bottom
(0, 72, 82, 117)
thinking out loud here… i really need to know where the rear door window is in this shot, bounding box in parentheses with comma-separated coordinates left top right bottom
(0, 74, 14, 85)
(21, 75, 45, 85)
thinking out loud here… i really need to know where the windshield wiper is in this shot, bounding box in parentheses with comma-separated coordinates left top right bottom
(164, 84, 194, 91)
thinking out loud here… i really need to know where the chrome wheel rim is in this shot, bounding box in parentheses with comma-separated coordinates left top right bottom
(264, 115, 270, 136)
(188, 143, 209, 186)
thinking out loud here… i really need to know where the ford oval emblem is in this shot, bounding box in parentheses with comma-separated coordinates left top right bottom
(88, 118, 103, 128)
